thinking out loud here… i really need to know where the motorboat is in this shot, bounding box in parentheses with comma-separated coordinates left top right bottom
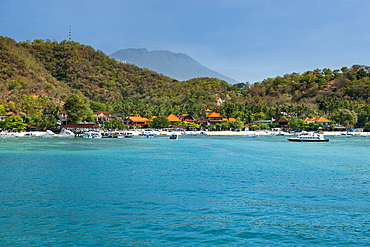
(142, 131, 154, 138)
(275, 131, 286, 136)
(333, 133, 352, 138)
(169, 133, 178, 139)
(82, 131, 102, 138)
(287, 133, 329, 142)
(124, 132, 134, 138)
(55, 129, 75, 138)
(0, 132, 20, 138)
(244, 133, 259, 138)
(40, 130, 55, 137)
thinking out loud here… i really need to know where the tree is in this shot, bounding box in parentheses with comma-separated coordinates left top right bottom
(231, 118, 245, 130)
(31, 115, 57, 129)
(288, 117, 309, 131)
(221, 120, 231, 130)
(332, 109, 358, 130)
(179, 121, 200, 130)
(1, 116, 27, 130)
(364, 122, 370, 130)
(8, 101, 16, 112)
(0, 105, 6, 115)
(259, 123, 270, 130)
(64, 94, 94, 123)
(148, 116, 170, 129)
(104, 118, 127, 130)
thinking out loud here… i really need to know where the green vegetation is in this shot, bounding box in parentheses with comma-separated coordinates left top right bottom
(0, 36, 369, 129)
(64, 94, 94, 123)
(148, 116, 170, 129)
(0, 116, 27, 130)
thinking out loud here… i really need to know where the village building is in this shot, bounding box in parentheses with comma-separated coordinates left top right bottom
(110, 113, 124, 119)
(0, 112, 13, 121)
(224, 118, 237, 123)
(276, 117, 289, 129)
(94, 111, 111, 123)
(125, 116, 150, 128)
(0, 112, 18, 121)
(166, 114, 182, 126)
(304, 116, 331, 128)
(204, 109, 212, 117)
(58, 111, 68, 125)
(206, 112, 222, 125)
(252, 120, 273, 124)
(178, 114, 196, 122)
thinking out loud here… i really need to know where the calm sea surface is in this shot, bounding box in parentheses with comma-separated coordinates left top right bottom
(0, 135, 369, 246)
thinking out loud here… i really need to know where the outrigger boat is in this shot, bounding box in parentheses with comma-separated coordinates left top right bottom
(287, 132, 329, 142)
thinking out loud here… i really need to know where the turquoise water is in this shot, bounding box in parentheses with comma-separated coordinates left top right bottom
(0, 135, 369, 246)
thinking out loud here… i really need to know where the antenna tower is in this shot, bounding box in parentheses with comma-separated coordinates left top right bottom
(69, 26, 72, 41)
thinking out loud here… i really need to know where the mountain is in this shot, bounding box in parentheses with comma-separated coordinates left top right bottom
(1, 36, 369, 127)
(110, 48, 238, 84)
(0, 37, 230, 119)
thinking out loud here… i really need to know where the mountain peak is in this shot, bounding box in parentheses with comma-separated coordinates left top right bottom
(110, 48, 237, 83)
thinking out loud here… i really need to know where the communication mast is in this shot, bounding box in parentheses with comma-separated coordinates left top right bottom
(69, 26, 72, 41)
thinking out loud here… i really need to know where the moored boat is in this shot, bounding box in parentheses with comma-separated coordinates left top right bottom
(55, 129, 75, 138)
(244, 133, 259, 138)
(169, 133, 178, 139)
(124, 132, 134, 138)
(0, 132, 20, 138)
(333, 133, 352, 138)
(287, 133, 329, 142)
(82, 131, 102, 138)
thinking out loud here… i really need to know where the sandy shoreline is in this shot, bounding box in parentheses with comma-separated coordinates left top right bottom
(136, 130, 370, 136)
(200, 131, 370, 136)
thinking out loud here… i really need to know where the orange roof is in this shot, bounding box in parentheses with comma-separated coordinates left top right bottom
(313, 116, 331, 123)
(167, 114, 181, 122)
(228, 118, 236, 122)
(206, 112, 222, 118)
(129, 116, 149, 122)
(95, 111, 111, 115)
(204, 109, 212, 112)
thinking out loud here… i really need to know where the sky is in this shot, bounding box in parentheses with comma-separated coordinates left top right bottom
(2, 0, 370, 84)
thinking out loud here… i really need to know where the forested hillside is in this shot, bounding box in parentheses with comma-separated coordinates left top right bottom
(0, 36, 369, 127)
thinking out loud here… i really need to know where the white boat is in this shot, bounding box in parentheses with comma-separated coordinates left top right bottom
(0, 132, 20, 138)
(276, 131, 286, 136)
(142, 131, 154, 138)
(55, 129, 75, 138)
(244, 133, 259, 138)
(82, 131, 102, 138)
(334, 133, 352, 138)
(22, 131, 49, 137)
(40, 130, 55, 137)
(124, 132, 134, 138)
(287, 133, 329, 142)
(169, 133, 178, 139)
